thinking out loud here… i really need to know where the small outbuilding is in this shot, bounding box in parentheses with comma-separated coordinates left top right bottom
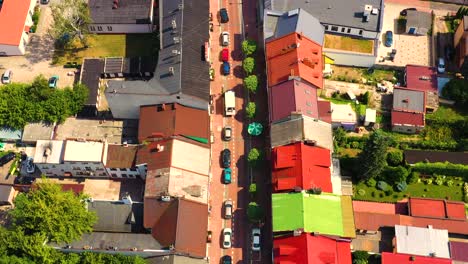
(364, 108, 376, 126)
(406, 10, 432, 35)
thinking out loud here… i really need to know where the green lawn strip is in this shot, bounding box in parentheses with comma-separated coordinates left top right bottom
(324, 35, 373, 54)
(426, 105, 465, 123)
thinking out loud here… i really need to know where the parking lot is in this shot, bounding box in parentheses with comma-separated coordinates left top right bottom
(376, 3, 432, 67)
(0, 3, 75, 88)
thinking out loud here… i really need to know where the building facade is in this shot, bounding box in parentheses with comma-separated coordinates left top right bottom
(0, 0, 36, 55)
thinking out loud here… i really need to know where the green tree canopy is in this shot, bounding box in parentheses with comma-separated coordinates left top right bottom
(244, 75, 258, 94)
(358, 130, 389, 180)
(10, 181, 97, 243)
(442, 79, 468, 110)
(247, 202, 264, 222)
(386, 150, 403, 166)
(242, 57, 255, 75)
(50, 0, 91, 46)
(241, 39, 257, 55)
(245, 102, 256, 119)
(384, 166, 409, 184)
(247, 148, 262, 166)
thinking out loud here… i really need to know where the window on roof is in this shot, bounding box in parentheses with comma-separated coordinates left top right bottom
(359, 30, 363, 35)
(97, 26, 102, 31)
(107, 26, 112, 31)
(111, 173, 117, 177)
(347, 28, 351, 33)
(324, 25, 329, 30)
(341, 28, 345, 33)
(90, 26, 95, 31)
(331, 26, 338, 31)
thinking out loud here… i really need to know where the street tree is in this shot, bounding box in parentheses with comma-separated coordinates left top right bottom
(49, 0, 91, 46)
(247, 202, 264, 223)
(245, 102, 256, 119)
(241, 39, 257, 55)
(242, 57, 255, 75)
(244, 75, 258, 94)
(357, 130, 389, 180)
(247, 148, 262, 166)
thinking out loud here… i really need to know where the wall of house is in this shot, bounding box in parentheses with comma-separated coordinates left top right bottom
(88, 24, 153, 34)
(392, 124, 423, 134)
(36, 161, 108, 177)
(0, 43, 24, 56)
(323, 24, 379, 40)
(324, 49, 376, 67)
(106, 167, 140, 179)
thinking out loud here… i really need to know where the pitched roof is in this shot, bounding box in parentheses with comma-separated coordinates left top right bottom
(391, 110, 425, 126)
(392, 88, 425, 113)
(0, 0, 31, 46)
(272, 192, 355, 237)
(450, 241, 468, 262)
(87, 200, 144, 233)
(88, 0, 153, 24)
(272, 142, 332, 192)
(80, 59, 104, 105)
(353, 200, 408, 215)
(105, 0, 210, 119)
(105, 144, 138, 168)
(404, 150, 468, 165)
(269, 79, 319, 122)
(266, 32, 323, 88)
(405, 65, 438, 92)
(394, 225, 450, 259)
(381, 252, 452, 264)
(317, 100, 332, 123)
(138, 103, 209, 143)
(273, 234, 351, 264)
(265, 0, 384, 33)
(147, 198, 208, 258)
(408, 197, 466, 220)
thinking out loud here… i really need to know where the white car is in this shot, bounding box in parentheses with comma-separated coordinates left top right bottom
(222, 228, 232, 249)
(437, 57, 445, 73)
(252, 228, 261, 251)
(221, 32, 229, 46)
(2, 69, 12, 84)
(26, 157, 35, 174)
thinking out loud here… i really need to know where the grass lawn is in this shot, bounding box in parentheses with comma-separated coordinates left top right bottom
(53, 34, 157, 65)
(426, 105, 465, 122)
(353, 178, 465, 202)
(324, 34, 374, 54)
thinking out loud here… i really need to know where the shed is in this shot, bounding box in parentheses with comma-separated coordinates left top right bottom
(364, 108, 376, 126)
(406, 10, 432, 35)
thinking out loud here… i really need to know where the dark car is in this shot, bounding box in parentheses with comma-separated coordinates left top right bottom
(222, 255, 232, 264)
(220, 8, 229, 23)
(222, 62, 230, 75)
(221, 149, 231, 168)
(0, 153, 15, 166)
(223, 168, 232, 184)
(385, 31, 393, 47)
(400, 8, 417, 16)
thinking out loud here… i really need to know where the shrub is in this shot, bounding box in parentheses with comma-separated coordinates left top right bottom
(377, 181, 388, 191)
(412, 162, 468, 180)
(358, 189, 366, 196)
(384, 166, 409, 184)
(396, 181, 408, 192)
(386, 151, 403, 166)
(371, 191, 376, 197)
(366, 178, 377, 188)
(385, 189, 394, 196)
(434, 175, 444, 186)
(242, 57, 255, 75)
(241, 39, 257, 55)
(446, 180, 454, 187)
(379, 193, 384, 198)
(426, 178, 433, 185)
(351, 141, 360, 149)
(407, 171, 420, 184)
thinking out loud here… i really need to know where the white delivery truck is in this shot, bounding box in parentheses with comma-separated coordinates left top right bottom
(224, 90, 235, 116)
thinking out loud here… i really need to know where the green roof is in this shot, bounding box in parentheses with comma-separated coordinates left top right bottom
(182, 135, 208, 144)
(272, 192, 350, 237)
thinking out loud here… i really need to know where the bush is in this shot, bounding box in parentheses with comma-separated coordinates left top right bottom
(446, 180, 454, 187)
(366, 178, 377, 188)
(407, 171, 420, 184)
(377, 181, 388, 191)
(379, 193, 384, 198)
(371, 191, 376, 197)
(245, 102, 256, 119)
(241, 39, 257, 55)
(434, 175, 445, 186)
(396, 181, 408, 192)
(242, 57, 255, 75)
(384, 166, 409, 184)
(352, 251, 370, 262)
(412, 162, 468, 180)
(386, 150, 403, 166)
(358, 189, 366, 196)
(351, 141, 360, 149)
(426, 178, 433, 185)
(244, 75, 258, 94)
(385, 189, 394, 196)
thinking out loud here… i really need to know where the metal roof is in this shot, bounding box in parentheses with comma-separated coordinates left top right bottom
(395, 225, 450, 259)
(81, 59, 104, 105)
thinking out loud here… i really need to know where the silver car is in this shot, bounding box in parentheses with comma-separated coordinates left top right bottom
(224, 200, 233, 219)
(252, 228, 260, 251)
(223, 228, 232, 248)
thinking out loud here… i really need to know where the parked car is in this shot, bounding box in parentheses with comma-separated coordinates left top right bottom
(221, 32, 230, 46)
(222, 228, 232, 248)
(48, 75, 59, 88)
(252, 228, 261, 251)
(222, 62, 230, 75)
(26, 157, 35, 174)
(222, 149, 231, 168)
(2, 69, 12, 84)
(221, 48, 229, 62)
(0, 153, 15, 167)
(385, 31, 393, 47)
(221, 255, 232, 264)
(400, 7, 417, 16)
(437, 57, 446, 73)
(220, 8, 229, 23)
(223, 168, 232, 184)
(40, 0, 50, 4)
(223, 126, 232, 141)
(224, 199, 233, 219)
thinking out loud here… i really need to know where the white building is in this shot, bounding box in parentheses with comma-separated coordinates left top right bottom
(330, 103, 357, 130)
(364, 108, 377, 126)
(395, 225, 450, 259)
(0, 0, 36, 55)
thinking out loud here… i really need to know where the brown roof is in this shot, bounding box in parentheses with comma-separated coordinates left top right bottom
(146, 198, 208, 258)
(404, 150, 468, 165)
(138, 103, 209, 143)
(106, 144, 138, 168)
(318, 100, 332, 124)
(136, 140, 174, 170)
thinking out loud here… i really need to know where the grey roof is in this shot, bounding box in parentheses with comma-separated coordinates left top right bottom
(21, 122, 54, 143)
(81, 59, 104, 105)
(392, 88, 425, 113)
(0, 127, 22, 141)
(105, 0, 210, 119)
(266, 0, 384, 32)
(88, 0, 153, 24)
(88, 201, 144, 233)
(147, 255, 208, 264)
(406, 10, 432, 29)
(266, 8, 324, 44)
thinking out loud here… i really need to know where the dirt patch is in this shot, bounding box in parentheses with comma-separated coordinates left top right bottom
(324, 34, 374, 54)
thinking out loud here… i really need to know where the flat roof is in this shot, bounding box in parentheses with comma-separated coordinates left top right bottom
(21, 122, 54, 143)
(0, 0, 32, 46)
(63, 140, 105, 162)
(393, 88, 425, 113)
(365, 108, 377, 123)
(331, 103, 357, 123)
(33, 140, 65, 164)
(88, 0, 153, 24)
(395, 225, 450, 259)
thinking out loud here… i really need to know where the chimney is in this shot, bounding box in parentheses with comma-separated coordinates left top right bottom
(161, 104, 166, 110)
(122, 194, 133, 205)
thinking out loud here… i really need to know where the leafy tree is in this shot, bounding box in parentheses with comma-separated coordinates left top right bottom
(249, 183, 257, 194)
(50, 0, 91, 46)
(357, 130, 389, 179)
(386, 150, 403, 166)
(361, 91, 370, 105)
(247, 148, 262, 166)
(241, 39, 257, 55)
(407, 171, 420, 184)
(10, 181, 97, 243)
(245, 102, 256, 119)
(333, 127, 346, 149)
(244, 75, 258, 94)
(384, 166, 409, 184)
(247, 202, 264, 222)
(243, 57, 255, 75)
(352, 251, 369, 264)
(442, 79, 468, 110)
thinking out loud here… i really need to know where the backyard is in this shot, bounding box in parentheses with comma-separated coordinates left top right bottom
(329, 65, 398, 85)
(324, 34, 374, 54)
(53, 34, 158, 65)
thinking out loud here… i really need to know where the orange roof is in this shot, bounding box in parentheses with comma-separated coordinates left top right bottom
(0, 0, 32, 46)
(353, 201, 398, 215)
(266, 32, 323, 89)
(409, 197, 467, 220)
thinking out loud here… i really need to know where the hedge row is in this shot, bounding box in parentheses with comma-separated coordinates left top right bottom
(411, 162, 468, 180)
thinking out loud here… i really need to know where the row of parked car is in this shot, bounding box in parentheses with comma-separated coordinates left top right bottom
(1, 70, 60, 87)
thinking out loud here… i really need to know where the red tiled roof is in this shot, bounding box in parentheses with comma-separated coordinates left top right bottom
(382, 252, 452, 264)
(450, 241, 468, 262)
(0, 0, 31, 46)
(138, 103, 209, 143)
(391, 110, 425, 126)
(353, 201, 398, 215)
(266, 32, 323, 88)
(272, 142, 332, 192)
(409, 198, 467, 220)
(269, 79, 319, 123)
(317, 100, 332, 124)
(405, 65, 438, 92)
(446, 201, 466, 220)
(273, 234, 351, 264)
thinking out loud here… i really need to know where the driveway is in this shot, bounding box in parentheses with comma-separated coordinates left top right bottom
(0, 3, 75, 88)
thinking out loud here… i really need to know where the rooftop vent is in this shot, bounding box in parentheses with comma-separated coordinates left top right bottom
(43, 147, 51, 157)
(371, 8, 378, 15)
(171, 19, 177, 29)
(178, 3, 183, 10)
(168, 67, 175, 75)
(173, 37, 180, 43)
(172, 49, 180, 56)
(288, 9, 299, 17)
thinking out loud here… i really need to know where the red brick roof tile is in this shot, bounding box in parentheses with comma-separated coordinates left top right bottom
(405, 65, 438, 92)
(391, 110, 425, 126)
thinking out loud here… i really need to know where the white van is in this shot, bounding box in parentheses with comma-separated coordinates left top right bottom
(2, 70, 12, 84)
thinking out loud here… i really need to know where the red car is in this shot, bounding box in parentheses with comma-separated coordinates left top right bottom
(221, 48, 229, 62)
